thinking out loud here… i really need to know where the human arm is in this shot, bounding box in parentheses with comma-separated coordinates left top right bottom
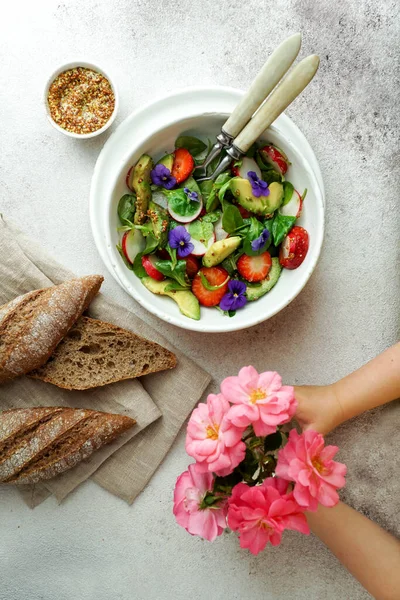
(294, 342, 400, 435)
(307, 502, 400, 600)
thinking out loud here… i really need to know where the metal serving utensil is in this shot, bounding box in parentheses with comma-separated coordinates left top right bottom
(197, 54, 320, 182)
(194, 33, 302, 177)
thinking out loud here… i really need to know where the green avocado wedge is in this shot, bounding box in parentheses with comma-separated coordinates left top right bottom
(230, 178, 284, 216)
(142, 277, 200, 320)
(132, 154, 154, 225)
(246, 258, 282, 301)
(157, 153, 174, 172)
(203, 236, 241, 268)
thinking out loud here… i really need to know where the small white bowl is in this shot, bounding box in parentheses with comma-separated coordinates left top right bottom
(44, 61, 119, 139)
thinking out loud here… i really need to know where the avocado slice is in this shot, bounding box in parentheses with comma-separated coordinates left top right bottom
(246, 258, 282, 301)
(157, 153, 174, 172)
(132, 154, 154, 225)
(230, 178, 284, 216)
(203, 236, 241, 268)
(142, 277, 200, 320)
(147, 200, 169, 246)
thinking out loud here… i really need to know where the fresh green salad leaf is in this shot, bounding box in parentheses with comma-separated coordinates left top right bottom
(218, 179, 233, 203)
(199, 271, 230, 291)
(187, 220, 214, 243)
(202, 210, 221, 223)
(281, 181, 294, 206)
(164, 281, 189, 292)
(180, 176, 203, 202)
(242, 217, 271, 256)
(271, 213, 296, 246)
(130, 234, 160, 278)
(262, 168, 284, 184)
(222, 204, 244, 234)
(155, 259, 189, 288)
(164, 188, 200, 219)
(118, 194, 136, 226)
(175, 136, 207, 156)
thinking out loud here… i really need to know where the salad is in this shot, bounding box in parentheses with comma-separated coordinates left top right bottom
(116, 135, 309, 321)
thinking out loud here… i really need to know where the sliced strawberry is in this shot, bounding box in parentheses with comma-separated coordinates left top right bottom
(237, 205, 252, 219)
(192, 266, 229, 307)
(126, 166, 134, 191)
(279, 226, 309, 270)
(141, 254, 165, 281)
(171, 148, 194, 184)
(231, 165, 240, 177)
(237, 252, 272, 282)
(260, 145, 289, 175)
(184, 255, 199, 279)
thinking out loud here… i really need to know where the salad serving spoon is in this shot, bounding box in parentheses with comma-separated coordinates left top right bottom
(194, 33, 302, 177)
(197, 54, 320, 182)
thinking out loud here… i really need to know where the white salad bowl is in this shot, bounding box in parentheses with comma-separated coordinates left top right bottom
(90, 86, 325, 333)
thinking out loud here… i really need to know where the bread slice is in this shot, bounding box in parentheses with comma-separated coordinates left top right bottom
(30, 316, 177, 390)
(0, 276, 103, 384)
(0, 407, 135, 485)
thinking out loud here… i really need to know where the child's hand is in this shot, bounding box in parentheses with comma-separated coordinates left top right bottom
(293, 385, 344, 435)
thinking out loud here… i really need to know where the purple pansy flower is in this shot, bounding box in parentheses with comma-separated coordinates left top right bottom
(151, 164, 177, 189)
(220, 280, 247, 311)
(247, 171, 270, 198)
(183, 187, 199, 202)
(251, 228, 270, 252)
(168, 226, 194, 258)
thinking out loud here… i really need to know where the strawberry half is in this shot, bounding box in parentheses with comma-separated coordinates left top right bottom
(260, 145, 289, 175)
(279, 226, 309, 270)
(141, 254, 165, 281)
(192, 266, 229, 306)
(237, 252, 272, 282)
(184, 255, 200, 279)
(171, 148, 194, 184)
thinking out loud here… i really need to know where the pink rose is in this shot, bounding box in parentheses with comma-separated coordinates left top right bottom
(221, 366, 297, 436)
(186, 393, 246, 477)
(276, 429, 347, 511)
(227, 477, 309, 555)
(173, 463, 227, 542)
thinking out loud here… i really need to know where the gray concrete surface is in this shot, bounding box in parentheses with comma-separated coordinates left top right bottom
(0, 1, 399, 599)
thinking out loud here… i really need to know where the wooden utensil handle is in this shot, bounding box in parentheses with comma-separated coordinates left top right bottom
(233, 55, 320, 154)
(222, 33, 302, 139)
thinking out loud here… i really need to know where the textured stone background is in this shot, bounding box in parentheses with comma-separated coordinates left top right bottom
(0, 1, 399, 599)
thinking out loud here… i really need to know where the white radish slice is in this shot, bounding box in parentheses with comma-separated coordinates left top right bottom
(121, 229, 145, 264)
(152, 190, 168, 210)
(184, 225, 216, 256)
(238, 157, 262, 180)
(214, 217, 228, 241)
(168, 198, 203, 223)
(279, 189, 302, 218)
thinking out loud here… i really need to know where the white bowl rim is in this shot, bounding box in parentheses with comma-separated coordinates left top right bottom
(90, 85, 325, 332)
(44, 60, 119, 139)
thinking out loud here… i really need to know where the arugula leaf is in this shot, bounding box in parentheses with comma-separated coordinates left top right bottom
(175, 136, 207, 156)
(155, 259, 189, 288)
(202, 210, 221, 223)
(222, 204, 244, 234)
(117, 194, 136, 226)
(164, 188, 200, 219)
(188, 220, 214, 243)
(271, 213, 296, 246)
(281, 181, 294, 206)
(199, 271, 230, 291)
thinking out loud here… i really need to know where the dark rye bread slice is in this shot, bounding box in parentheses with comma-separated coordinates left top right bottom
(30, 316, 177, 390)
(0, 407, 135, 485)
(0, 276, 103, 384)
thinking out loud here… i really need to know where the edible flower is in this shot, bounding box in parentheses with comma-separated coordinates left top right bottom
(168, 225, 194, 258)
(151, 164, 177, 189)
(220, 280, 247, 311)
(247, 171, 270, 198)
(183, 187, 200, 202)
(251, 228, 270, 252)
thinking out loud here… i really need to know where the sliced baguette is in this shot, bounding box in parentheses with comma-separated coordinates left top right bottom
(30, 316, 177, 390)
(0, 276, 103, 384)
(0, 407, 135, 485)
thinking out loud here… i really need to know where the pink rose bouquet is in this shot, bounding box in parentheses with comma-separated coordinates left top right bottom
(173, 367, 347, 555)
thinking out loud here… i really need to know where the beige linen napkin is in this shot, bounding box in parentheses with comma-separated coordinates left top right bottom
(0, 217, 211, 506)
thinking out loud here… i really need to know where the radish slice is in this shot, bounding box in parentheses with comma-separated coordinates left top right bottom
(184, 224, 215, 256)
(214, 217, 228, 241)
(238, 157, 262, 180)
(279, 189, 302, 218)
(126, 166, 134, 191)
(121, 229, 145, 264)
(142, 254, 165, 281)
(168, 198, 203, 223)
